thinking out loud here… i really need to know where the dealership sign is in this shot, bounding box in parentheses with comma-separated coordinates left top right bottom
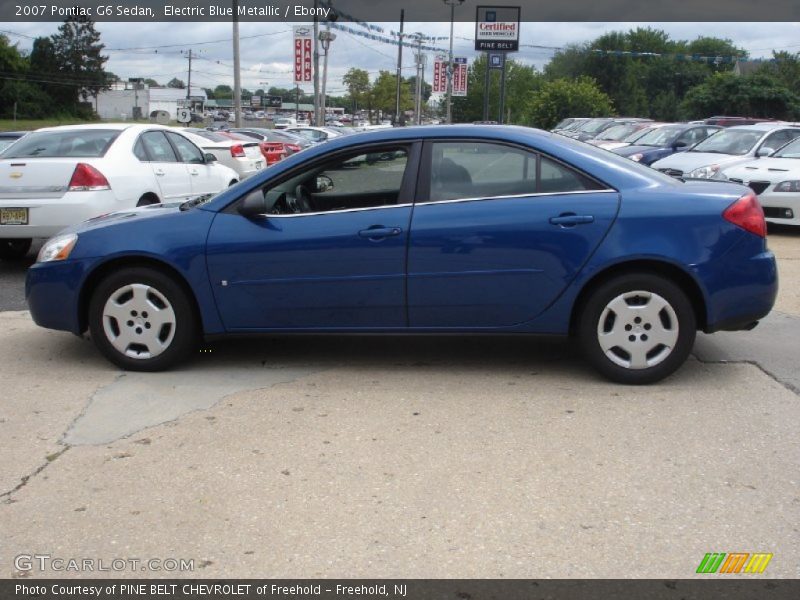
(433, 57, 447, 93)
(475, 6, 521, 52)
(293, 26, 312, 84)
(453, 58, 468, 96)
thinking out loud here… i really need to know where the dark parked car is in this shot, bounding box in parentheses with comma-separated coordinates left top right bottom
(612, 124, 722, 165)
(26, 125, 776, 384)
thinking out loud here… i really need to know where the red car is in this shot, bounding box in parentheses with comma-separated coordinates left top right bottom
(218, 132, 289, 166)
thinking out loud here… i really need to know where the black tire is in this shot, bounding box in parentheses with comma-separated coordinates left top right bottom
(0, 238, 32, 260)
(136, 194, 160, 207)
(577, 273, 696, 385)
(88, 267, 198, 371)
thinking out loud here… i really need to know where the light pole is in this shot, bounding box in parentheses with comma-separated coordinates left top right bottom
(232, 0, 242, 127)
(443, 0, 463, 124)
(319, 29, 336, 125)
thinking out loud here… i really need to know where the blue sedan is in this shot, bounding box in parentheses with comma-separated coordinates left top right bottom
(26, 126, 777, 384)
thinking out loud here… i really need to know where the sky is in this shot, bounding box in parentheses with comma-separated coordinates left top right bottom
(3, 21, 800, 96)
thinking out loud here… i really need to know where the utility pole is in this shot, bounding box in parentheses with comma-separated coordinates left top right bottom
(319, 28, 336, 125)
(482, 53, 490, 121)
(394, 9, 404, 125)
(185, 48, 193, 101)
(232, 0, 242, 127)
(312, 0, 320, 125)
(414, 36, 424, 125)
(443, 0, 464, 124)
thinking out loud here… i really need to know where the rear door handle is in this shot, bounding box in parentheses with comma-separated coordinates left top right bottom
(549, 214, 595, 226)
(154, 169, 165, 176)
(358, 226, 403, 240)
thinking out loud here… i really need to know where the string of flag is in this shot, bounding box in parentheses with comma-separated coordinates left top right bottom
(327, 21, 448, 53)
(318, 0, 448, 40)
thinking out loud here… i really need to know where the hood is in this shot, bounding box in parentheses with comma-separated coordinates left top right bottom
(651, 151, 745, 172)
(61, 202, 184, 235)
(722, 157, 800, 182)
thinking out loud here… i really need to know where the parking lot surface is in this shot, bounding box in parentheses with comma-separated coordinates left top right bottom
(0, 230, 798, 578)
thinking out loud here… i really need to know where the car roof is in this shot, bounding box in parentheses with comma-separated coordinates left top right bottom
(725, 123, 799, 132)
(31, 123, 175, 134)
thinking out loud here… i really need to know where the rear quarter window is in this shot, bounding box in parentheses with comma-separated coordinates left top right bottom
(3, 129, 121, 158)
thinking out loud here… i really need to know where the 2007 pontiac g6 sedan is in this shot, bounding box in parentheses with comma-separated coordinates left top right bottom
(26, 125, 777, 384)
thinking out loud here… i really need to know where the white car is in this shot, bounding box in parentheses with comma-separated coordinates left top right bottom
(0, 124, 239, 259)
(273, 117, 297, 129)
(179, 129, 264, 180)
(721, 136, 800, 226)
(651, 123, 800, 179)
(284, 126, 345, 144)
(587, 123, 665, 150)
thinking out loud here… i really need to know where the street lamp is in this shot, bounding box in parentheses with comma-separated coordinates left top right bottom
(319, 29, 337, 125)
(443, 0, 464, 124)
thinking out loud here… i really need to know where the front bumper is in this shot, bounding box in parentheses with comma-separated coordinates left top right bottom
(26, 258, 96, 335)
(758, 190, 800, 226)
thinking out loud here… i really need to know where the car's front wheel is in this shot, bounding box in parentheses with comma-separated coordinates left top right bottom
(578, 273, 696, 384)
(88, 267, 197, 371)
(0, 238, 32, 260)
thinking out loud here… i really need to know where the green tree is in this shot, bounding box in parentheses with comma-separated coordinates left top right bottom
(143, 78, 160, 87)
(213, 84, 233, 99)
(342, 67, 371, 113)
(451, 56, 541, 124)
(0, 35, 55, 119)
(167, 77, 185, 89)
(681, 71, 800, 120)
(49, 15, 110, 113)
(522, 77, 614, 129)
(371, 71, 412, 117)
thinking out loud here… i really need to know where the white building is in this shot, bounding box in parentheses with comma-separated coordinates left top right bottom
(91, 84, 207, 121)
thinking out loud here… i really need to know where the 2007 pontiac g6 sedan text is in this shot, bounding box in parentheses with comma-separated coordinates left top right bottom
(26, 126, 778, 384)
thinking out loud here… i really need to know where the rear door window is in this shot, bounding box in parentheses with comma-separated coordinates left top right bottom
(427, 141, 603, 202)
(140, 131, 178, 162)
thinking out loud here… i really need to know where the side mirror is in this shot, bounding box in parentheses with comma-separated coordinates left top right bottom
(204, 153, 217, 163)
(238, 189, 267, 218)
(316, 175, 334, 192)
(757, 147, 774, 157)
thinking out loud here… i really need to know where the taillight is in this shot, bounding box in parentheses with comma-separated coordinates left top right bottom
(723, 192, 766, 238)
(230, 144, 246, 158)
(68, 163, 110, 191)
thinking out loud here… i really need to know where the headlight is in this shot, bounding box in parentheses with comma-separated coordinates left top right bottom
(687, 164, 720, 179)
(37, 233, 78, 263)
(629, 153, 643, 162)
(774, 180, 800, 193)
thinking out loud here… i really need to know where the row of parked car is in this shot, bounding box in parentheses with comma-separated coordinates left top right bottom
(0, 120, 373, 259)
(553, 116, 800, 227)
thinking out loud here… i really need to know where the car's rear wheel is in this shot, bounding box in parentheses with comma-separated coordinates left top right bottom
(577, 273, 696, 384)
(88, 267, 197, 371)
(0, 238, 32, 260)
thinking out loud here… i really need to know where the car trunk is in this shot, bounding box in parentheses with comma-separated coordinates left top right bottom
(0, 158, 84, 200)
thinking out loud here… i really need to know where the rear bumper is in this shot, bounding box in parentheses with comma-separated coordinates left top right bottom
(699, 245, 778, 333)
(0, 191, 120, 239)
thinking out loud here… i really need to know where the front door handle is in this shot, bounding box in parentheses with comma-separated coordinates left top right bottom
(549, 213, 595, 227)
(358, 226, 403, 240)
(153, 168, 165, 176)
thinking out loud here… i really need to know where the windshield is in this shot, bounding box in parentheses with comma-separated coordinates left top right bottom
(622, 126, 659, 143)
(597, 124, 640, 141)
(690, 129, 763, 155)
(772, 137, 800, 158)
(633, 126, 684, 147)
(577, 119, 612, 133)
(3, 129, 120, 158)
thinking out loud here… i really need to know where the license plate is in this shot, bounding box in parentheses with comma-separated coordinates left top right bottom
(254, 161, 263, 170)
(0, 207, 28, 225)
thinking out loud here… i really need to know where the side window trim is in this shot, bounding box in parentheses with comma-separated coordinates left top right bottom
(417, 138, 614, 204)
